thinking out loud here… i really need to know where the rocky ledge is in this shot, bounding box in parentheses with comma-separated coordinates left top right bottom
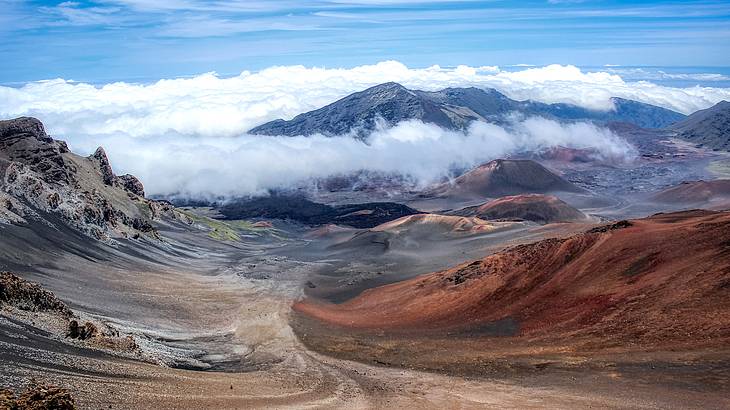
(0, 117, 190, 240)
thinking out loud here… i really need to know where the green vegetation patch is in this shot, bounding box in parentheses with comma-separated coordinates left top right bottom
(178, 210, 272, 242)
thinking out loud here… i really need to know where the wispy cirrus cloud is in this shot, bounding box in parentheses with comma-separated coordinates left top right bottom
(39, 2, 123, 27)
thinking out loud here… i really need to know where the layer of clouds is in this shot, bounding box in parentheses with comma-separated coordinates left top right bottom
(602, 67, 730, 83)
(70, 117, 635, 199)
(1, 62, 729, 142)
(0, 61, 726, 198)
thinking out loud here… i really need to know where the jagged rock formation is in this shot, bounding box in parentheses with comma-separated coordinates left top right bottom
(0, 117, 72, 185)
(671, 100, 730, 150)
(249, 83, 686, 137)
(118, 174, 145, 197)
(427, 159, 583, 199)
(0, 117, 187, 240)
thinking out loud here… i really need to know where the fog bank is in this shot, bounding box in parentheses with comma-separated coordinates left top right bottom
(65, 118, 634, 199)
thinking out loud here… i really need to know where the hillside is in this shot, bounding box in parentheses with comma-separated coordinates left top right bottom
(296, 210, 730, 353)
(250, 83, 685, 137)
(671, 100, 730, 150)
(454, 194, 587, 223)
(427, 159, 583, 199)
(651, 179, 730, 204)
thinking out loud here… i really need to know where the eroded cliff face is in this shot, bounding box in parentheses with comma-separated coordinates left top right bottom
(0, 117, 189, 241)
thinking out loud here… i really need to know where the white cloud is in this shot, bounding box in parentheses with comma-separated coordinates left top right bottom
(0, 61, 727, 198)
(1, 61, 728, 143)
(57, 117, 634, 199)
(603, 67, 730, 82)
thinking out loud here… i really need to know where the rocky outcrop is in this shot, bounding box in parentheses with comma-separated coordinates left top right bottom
(0, 117, 71, 185)
(0, 117, 185, 240)
(0, 384, 75, 410)
(89, 148, 146, 197)
(118, 174, 145, 197)
(67, 320, 98, 340)
(90, 147, 116, 186)
(0, 271, 71, 316)
(1, 271, 138, 354)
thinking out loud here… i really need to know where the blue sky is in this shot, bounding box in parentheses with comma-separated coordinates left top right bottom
(1, 0, 730, 83)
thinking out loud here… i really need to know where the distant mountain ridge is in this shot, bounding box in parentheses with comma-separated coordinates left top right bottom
(249, 82, 686, 137)
(671, 100, 730, 150)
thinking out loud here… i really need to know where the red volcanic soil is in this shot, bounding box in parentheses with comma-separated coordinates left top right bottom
(652, 179, 730, 204)
(460, 194, 587, 224)
(371, 213, 499, 235)
(428, 159, 582, 199)
(295, 210, 730, 351)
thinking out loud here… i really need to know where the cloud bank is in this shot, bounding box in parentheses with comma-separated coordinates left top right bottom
(75, 117, 634, 199)
(1, 62, 729, 141)
(0, 61, 726, 198)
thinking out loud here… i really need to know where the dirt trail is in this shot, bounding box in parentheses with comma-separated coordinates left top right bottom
(5, 256, 726, 409)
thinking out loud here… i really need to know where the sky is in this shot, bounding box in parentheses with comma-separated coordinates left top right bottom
(2, 0, 730, 83)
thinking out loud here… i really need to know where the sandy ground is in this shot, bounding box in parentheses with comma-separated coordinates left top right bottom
(6, 263, 726, 410)
(0, 214, 728, 409)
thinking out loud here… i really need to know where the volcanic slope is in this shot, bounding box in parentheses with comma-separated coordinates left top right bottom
(427, 159, 583, 200)
(671, 100, 730, 150)
(325, 214, 520, 254)
(295, 210, 730, 353)
(651, 179, 730, 206)
(453, 194, 587, 224)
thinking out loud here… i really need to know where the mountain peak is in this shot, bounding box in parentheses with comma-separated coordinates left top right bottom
(367, 82, 407, 91)
(249, 84, 685, 137)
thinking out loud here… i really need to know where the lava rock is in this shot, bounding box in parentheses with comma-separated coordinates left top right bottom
(0, 272, 71, 316)
(91, 147, 116, 186)
(118, 174, 145, 197)
(0, 383, 76, 409)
